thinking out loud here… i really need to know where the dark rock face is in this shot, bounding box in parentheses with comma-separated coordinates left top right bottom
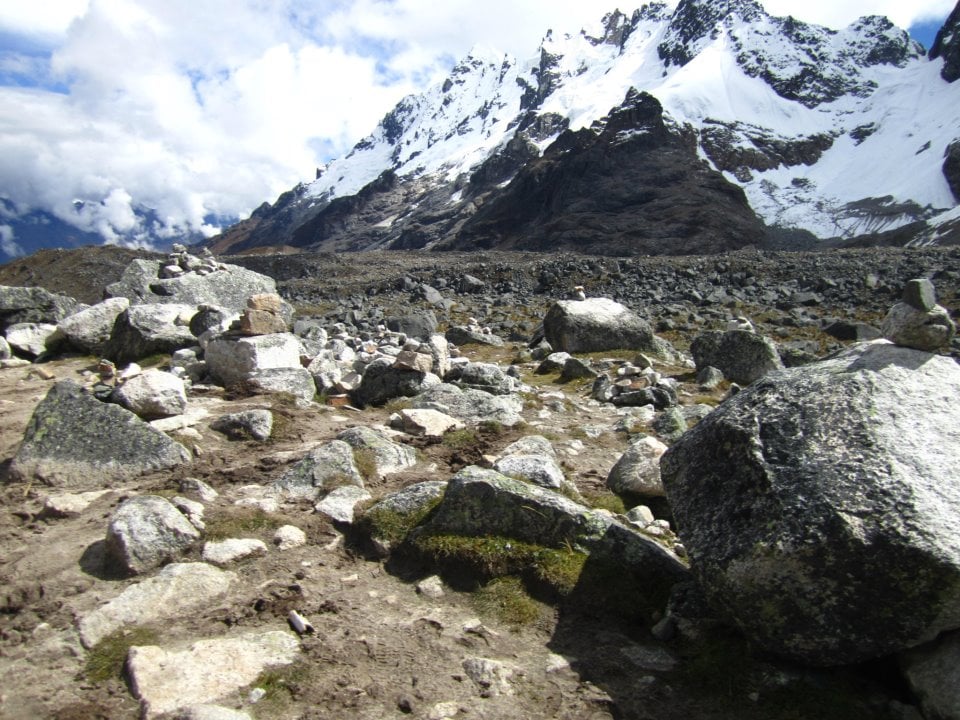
(452, 91, 767, 255)
(289, 171, 399, 251)
(944, 140, 960, 202)
(9, 380, 191, 487)
(661, 342, 960, 665)
(930, 1, 960, 82)
(700, 121, 835, 182)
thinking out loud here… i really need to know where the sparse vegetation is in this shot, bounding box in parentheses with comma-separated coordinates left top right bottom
(582, 490, 626, 515)
(204, 507, 284, 540)
(473, 576, 549, 627)
(441, 427, 480, 450)
(360, 494, 444, 545)
(85, 627, 160, 683)
(352, 448, 379, 482)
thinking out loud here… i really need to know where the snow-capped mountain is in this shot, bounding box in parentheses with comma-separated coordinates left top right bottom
(212, 0, 960, 256)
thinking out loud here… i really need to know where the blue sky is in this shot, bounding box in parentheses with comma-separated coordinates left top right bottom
(0, 0, 954, 256)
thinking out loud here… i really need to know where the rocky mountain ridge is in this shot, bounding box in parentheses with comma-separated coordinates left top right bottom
(212, 0, 960, 257)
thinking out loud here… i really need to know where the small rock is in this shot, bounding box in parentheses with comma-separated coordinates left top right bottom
(180, 478, 219, 503)
(416, 575, 445, 599)
(201, 538, 268, 565)
(314, 486, 372, 524)
(210, 409, 273, 441)
(393, 408, 465, 437)
(461, 657, 517, 697)
(273, 525, 307, 550)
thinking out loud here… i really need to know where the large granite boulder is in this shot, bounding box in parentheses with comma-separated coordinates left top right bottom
(105, 304, 198, 364)
(9, 380, 191, 487)
(690, 329, 783, 385)
(661, 340, 960, 665)
(0, 285, 79, 332)
(58, 297, 130, 355)
(274, 440, 364, 499)
(543, 298, 669, 355)
(105, 259, 276, 314)
(204, 333, 303, 387)
(5, 322, 60, 357)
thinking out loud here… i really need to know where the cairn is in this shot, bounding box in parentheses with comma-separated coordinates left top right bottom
(881, 278, 956, 352)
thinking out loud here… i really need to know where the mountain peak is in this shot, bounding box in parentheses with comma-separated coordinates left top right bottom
(930, 0, 960, 82)
(659, 0, 767, 66)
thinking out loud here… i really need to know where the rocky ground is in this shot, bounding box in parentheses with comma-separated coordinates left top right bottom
(1, 245, 959, 720)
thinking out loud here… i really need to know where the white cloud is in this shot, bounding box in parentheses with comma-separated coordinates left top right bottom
(0, 0, 954, 248)
(0, 224, 22, 257)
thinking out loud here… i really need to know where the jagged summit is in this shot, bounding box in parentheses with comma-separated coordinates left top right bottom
(930, 0, 960, 82)
(211, 2, 960, 256)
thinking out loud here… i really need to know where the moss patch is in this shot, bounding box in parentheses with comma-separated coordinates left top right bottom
(85, 627, 160, 683)
(359, 494, 444, 546)
(204, 507, 283, 541)
(474, 576, 550, 628)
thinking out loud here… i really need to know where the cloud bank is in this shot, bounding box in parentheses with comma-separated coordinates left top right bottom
(0, 0, 954, 253)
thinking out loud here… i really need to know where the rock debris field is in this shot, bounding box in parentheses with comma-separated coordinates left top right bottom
(1, 245, 960, 720)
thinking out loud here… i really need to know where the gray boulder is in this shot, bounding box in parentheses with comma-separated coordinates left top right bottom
(351, 357, 440, 407)
(336, 426, 416, 478)
(204, 333, 302, 387)
(105, 258, 276, 314)
(104, 495, 201, 575)
(112, 369, 188, 419)
(242, 368, 315, 401)
(106, 304, 197, 364)
(448, 361, 518, 395)
(493, 454, 564, 489)
(607, 436, 668, 500)
(445, 326, 505, 347)
(543, 298, 668, 355)
(661, 340, 960, 665)
(274, 440, 363, 499)
(386, 311, 438, 340)
(493, 434, 564, 489)
(10, 380, 191, 487)
(690, 329, 783, 385)
(0, 335, 9, 360)
(58, 297, 130, 354)
(0, 285, 79, 332)
(411, 383, 523, 427)
(362, 480, 448, 554)
(210, 410, 273, 441)
(5, 322, 59, 357)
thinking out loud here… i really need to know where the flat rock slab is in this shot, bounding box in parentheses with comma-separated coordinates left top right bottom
(78, 563, 236, 648)
(9, 380, 191, 488)
(127, 630, 300, 719)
